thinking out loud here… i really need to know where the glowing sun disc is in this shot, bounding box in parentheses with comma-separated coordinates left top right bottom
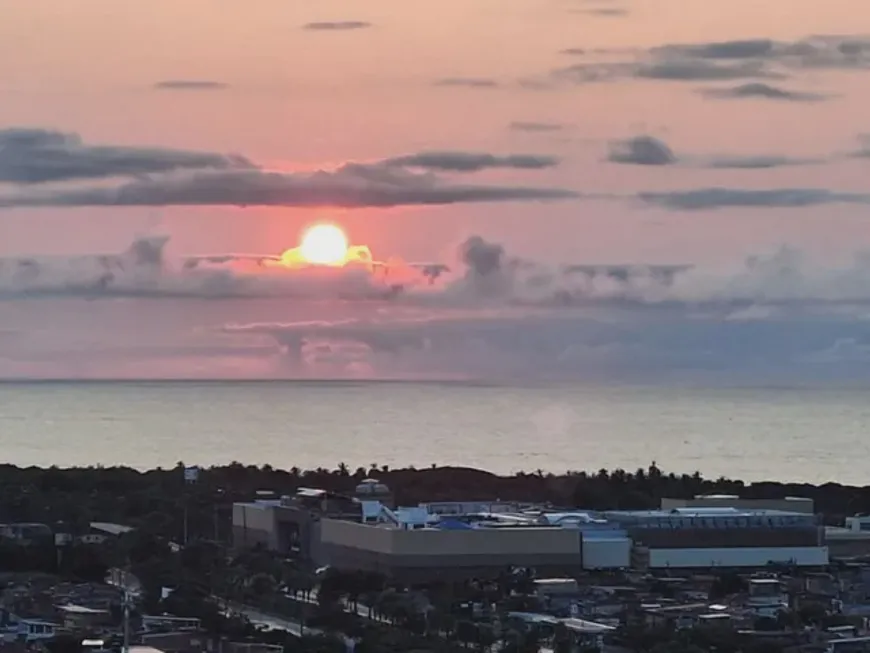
(298, 223, 349, 266)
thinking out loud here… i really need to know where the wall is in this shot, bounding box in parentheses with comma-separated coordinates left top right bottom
(319, 519, 394, 554)
(582, 537, 631, 569)
(647, 546, 829, 568)
(317, 521, 586, 581)
(632, 527, 822, 549)
(391, 527, 581, 557)
(231, 503, 276, 549)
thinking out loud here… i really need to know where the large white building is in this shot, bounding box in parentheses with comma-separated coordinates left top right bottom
(232, 484, 826, 579)
(603, 507, 828, 569)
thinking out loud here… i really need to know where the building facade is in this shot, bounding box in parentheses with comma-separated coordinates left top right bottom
(317, 518, 591, 581)
(231, 486, 824, 578)
(604, 508, 828, 569)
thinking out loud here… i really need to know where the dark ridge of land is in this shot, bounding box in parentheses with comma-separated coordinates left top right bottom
(0, 462, 868, 541)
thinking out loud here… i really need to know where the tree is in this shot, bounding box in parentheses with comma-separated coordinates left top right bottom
(709, 571, 748, 599)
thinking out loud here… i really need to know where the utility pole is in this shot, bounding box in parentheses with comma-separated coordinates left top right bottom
(183, 501, 189, 546)
(122, 585, 130, 653)
(120, 564, 132, 653)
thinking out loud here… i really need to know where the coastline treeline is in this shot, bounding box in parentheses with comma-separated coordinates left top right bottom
(0, 462, 868, 543)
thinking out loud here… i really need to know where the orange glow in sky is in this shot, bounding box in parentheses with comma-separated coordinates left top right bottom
(280, 223, 374, 269)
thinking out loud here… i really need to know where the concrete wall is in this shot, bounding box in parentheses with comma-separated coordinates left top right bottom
(232, 503, 276, 549)
(391, 527, 581, 557)
(320, 519, 394, 554)
(583, 537, 631, 569)
(632, 527, 822, 549)
(317, 521, 585, 581)
(647, 546, 829, 568)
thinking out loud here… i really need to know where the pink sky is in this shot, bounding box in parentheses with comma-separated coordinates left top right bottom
(4, 0, 870, 382)
(1, 0, 870, 266)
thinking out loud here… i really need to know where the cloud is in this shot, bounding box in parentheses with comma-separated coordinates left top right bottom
(0, 128, 252, 184)
(848, 135, 870, 159)
(698, 82, 828, 102)
(575, 8, 628, 16)
(15, 233, 870, 309)
(434, 78, 499, 88)
(551, 34, 870, 87)
(153, 80, 228, 91)
(384, 151, 559, 172)
(652, 35, 870, 70)
(638, 188, 870, 210)
(10, 235, 870, 382)
(0, 163, 577, 209)
(553, 57, 777, 84)
(0, 129, 574, 208)
(607, 136, 676, 166)
(704, 155, 820, 169)
(302, 21, 371, 31)
(207, 242, 870, 381)
(606, 135, 817, 169)
(508, 122, 566, 133)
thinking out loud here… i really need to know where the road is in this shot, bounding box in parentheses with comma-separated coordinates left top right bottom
(221, 600, 314, 638)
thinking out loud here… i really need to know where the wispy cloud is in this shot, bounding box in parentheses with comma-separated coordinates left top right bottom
(554, 59, 776, 84)
(508, 122, 566, 133)
(0, 128, 574, 208)
(0, 128, 252, 184)
(153, 80, 228, 91)
(302, 21, 371, 31)
(552, 34, 870, 88)
(607, 135, 819, 169)
(652, 35, 870, 70)
(434, 78, 500, 89)
(384, 151, 559, 172)
(608, 136, 677, 165)
(698, 82, 828, 102)
(848, 135, 870, 159)
(638, 188, 870, 210)
(0, 164, 576, 209)
(572, 7, 629, 17)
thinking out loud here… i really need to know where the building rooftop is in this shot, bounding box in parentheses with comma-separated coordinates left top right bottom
(90, 522, 133, 535)
(609, 507, 811, 518)
(57, 604, 107, 614)
(57, 603, 106, 614)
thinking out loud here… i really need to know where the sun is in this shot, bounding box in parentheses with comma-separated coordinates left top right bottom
(298, 223, 349, 266)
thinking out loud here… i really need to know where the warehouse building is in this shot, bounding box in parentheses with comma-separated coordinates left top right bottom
(604, 507, 828, 569)
(232, 482, 827, 580)
(661, 494, 814, 515)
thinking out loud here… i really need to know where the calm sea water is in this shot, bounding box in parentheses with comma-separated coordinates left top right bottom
(0, 380, 866, 485)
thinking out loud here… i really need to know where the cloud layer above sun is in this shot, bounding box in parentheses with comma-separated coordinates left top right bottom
(5, 127, 870, 212)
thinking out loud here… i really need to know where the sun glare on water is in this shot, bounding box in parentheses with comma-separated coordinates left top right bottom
(296, 223, 349, 266)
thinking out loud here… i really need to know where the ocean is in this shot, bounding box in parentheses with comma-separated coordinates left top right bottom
(1, 380, 866, 485)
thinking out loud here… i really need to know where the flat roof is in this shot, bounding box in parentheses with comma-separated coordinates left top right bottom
(562, 618, 615, 634)
(826, 527, 870, 540)
(607, 508, 810, 518)
(58, 604, 108, 614)
(507, 612, 560, 625)
(90, 522, 133, 535)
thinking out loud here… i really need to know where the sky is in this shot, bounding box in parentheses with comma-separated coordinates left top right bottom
(3, 0, 870, 381)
